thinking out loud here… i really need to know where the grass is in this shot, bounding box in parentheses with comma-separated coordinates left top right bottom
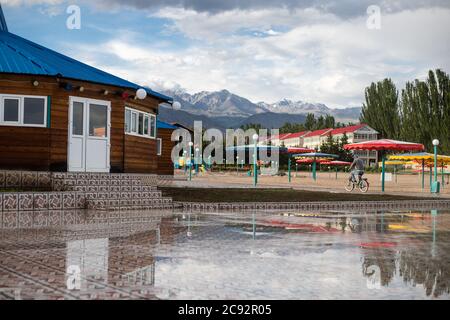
(160, 187, 434, 203)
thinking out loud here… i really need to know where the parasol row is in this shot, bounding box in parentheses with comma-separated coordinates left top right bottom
(344, 139, 425, 152)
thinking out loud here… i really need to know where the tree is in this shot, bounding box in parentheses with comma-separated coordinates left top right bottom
(304, 113, 316, 130)
(360, 78, 400, 139)
(361, 69, 449, 154)
(339, 133, 354, 162)
(399, 69, 450, 153)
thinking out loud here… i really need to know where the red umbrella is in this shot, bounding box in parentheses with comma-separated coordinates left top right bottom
(322, 160, 352, 166)
(343, 139, 424, 152)
(286, 147, 314, 154)
(344, 139, 425, 192)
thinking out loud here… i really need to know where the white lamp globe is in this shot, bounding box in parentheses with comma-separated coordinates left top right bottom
(172, 101, 182, 110)
(136, 88, 147, 100)
(432, 139, 440, 146)
(195, 148, 200, 152)
(188, 142, 194, 147)
(253, 134, 259, 141)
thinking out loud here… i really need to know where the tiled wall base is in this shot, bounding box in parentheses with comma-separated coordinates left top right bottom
(0, 171, 51, 190)
(176, 200, 450, 213)
(0, 171, 174, 213)
(0, 209, 173, 232)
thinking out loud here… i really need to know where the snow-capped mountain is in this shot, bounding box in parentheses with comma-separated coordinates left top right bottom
(166, 89, 269, 118)
(257, 99, 331, 115)
(159, 89, 361, 129)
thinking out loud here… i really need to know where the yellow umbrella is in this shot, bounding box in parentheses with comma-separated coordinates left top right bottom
(389, 153, 450, 189)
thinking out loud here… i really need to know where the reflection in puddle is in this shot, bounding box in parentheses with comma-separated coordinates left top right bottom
(0, 210, 449, 299)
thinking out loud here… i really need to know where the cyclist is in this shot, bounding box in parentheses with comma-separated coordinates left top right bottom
(349, 155, 365, 184)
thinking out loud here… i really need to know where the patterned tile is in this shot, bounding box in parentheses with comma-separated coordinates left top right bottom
(121, 192, 132, 200)
(74, 185, 87, 192)
(33, 211, 49, 228)
(87, 186, 99, 192)
(21, 172, 38, 188)
(109, 192, 120, 200)
(98, 192, 109, 200)
(19, 193, 34, 211)
(48, 211, 62, 226)
(19, 211, 33, 228)
(120, 186, 131, 192)
(76, 193, 86, 209)
(3, 193, 18, 211)
(37, 172, 51, 188)
(48, 193, 62, 210)
(110, 186, 121, 192)
(89, 173, 101, 180)
(76, 179, 88, 186)
(5, 171, 21, 188)
(98, 186, 109, 192)
(63, 193, 76, 209)
(0, 171, 6, 188)
(2, 211, 18, 228)
(33, 194, 49, 210)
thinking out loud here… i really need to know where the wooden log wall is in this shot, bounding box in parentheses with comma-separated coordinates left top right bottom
(0, 74, 164, 173)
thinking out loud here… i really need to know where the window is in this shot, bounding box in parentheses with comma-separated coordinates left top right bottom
(150, 116, 156, 138)
(0, 94, 47, 127)
(131, 112, 137, 133)
(24, 97, 46, 125)
(124, 107, 156, 139)
(157, 138, 162, 156)
(3, 98, 19, 123)
(144, 115, 149, 135)
(72, 102, 84, 136)
(125, 109, 131, 133)
(89, 104, 108, 138)
(138, 113, 144, 135)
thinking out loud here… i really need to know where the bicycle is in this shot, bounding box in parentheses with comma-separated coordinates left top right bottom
(345, 175, 370, 193)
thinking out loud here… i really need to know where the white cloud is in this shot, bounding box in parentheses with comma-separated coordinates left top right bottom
(60, 6, 450, 108)
(1, 0, 64, 6)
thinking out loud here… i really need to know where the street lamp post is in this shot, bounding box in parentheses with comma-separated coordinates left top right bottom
(288, 156, 292, 183)
(188, 142, 193, 181)
(183, 150, 187, 173)
(236, 156, 239, 175)
(431, 139, 440, 194)
(195, 147, 200, 174)
(253, 134, 259, 187)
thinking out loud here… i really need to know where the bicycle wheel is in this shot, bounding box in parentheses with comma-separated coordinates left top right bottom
(345, 181, 355, 192)
(359, 180, 369, 193)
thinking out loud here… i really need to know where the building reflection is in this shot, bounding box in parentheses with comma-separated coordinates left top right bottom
(361, 210, 450, 298)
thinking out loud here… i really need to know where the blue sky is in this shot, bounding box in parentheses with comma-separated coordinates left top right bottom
(1, 0, 450, 108)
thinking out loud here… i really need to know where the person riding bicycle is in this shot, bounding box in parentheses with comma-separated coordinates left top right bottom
(349, 156, 365, 184)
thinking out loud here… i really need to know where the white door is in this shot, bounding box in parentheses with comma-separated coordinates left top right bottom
(68, 97, 111, 172)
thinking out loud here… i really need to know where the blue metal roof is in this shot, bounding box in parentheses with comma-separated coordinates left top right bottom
(157, 120, 177, 130)
(0, 30, 172, 102)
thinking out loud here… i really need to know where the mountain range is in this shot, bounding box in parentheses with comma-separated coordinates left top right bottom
(158, 89, 362, 130)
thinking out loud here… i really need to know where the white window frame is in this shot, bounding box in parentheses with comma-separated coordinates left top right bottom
(157, 138, 162, 156)
(0, 93, 47, 128)
(124, 106, 156, 139)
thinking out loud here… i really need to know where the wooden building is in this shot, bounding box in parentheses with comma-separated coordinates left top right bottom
(0, 8, 176, 174)
(156, 120, 177, 176)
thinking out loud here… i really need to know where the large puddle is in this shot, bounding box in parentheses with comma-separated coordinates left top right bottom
(0, 210, 449, 300)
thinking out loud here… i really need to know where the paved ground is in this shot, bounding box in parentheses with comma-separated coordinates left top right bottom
(1, 210, 449, 300)
(171, 170, 450, 199)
